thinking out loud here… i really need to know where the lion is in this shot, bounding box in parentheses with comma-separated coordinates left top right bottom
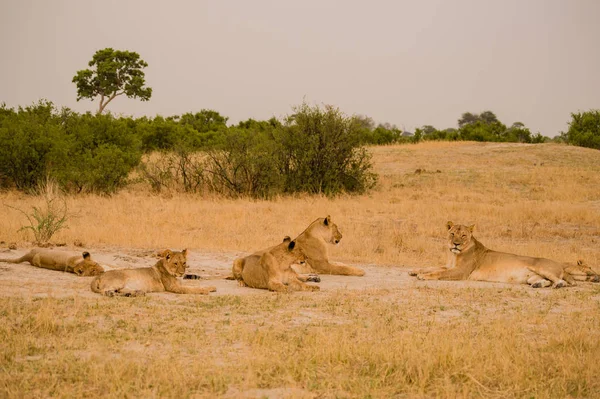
(233, 236, 320, 292)
(91, 249, 216, 297)
(0, 248, 104, 276)
(409, 222, 599, 288)
(231, 236, 320, 282)
(292, 215, 365, 276)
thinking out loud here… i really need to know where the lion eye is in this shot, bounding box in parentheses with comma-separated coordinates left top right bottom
(462, 235, 466, 238)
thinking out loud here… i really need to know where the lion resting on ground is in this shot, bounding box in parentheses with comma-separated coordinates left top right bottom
(409, 222, 599, 288)
(292, 215, 365, 276)
(0, 249, 104, 276)
(233, 237, 320, 292)
(91, 249, 216, 297)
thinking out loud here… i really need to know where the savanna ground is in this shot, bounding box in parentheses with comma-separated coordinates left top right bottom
(1, 141, 599, 398)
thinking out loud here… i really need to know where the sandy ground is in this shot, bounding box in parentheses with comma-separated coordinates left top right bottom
(0, 245, 582, 300)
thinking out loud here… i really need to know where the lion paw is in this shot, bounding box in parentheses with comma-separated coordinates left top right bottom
(123, 290, 146, 297)
(408, 271, 418, 276)
(553, 280, 568, 289)
(306, 274, 321, 283)
(591, 275, 600, 283)
(206, 286, 217, 292)
(531, 282, 544, 288)
(306, 285, 320, 291)
(183, 274, 202, 280)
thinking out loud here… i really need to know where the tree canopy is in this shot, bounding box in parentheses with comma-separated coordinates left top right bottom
(72, 48, 152, 114)
(561, 110, 600, 150)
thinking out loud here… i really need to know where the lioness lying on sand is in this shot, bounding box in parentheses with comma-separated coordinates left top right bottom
(410, 222, 599, 288)
(233, 236, 320, 292)
(292, 215, 365, 276)
(0, 248, 104, 276)
(91, 249, 216, 297)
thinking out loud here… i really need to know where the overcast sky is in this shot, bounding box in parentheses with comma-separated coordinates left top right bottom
(1, 0, 598, 136)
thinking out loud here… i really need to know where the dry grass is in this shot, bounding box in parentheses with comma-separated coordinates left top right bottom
(1, 141, 600, 398)
(2, 141, 599, 267)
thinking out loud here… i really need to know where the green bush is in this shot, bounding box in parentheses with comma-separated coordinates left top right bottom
(278, 103, 377, 195)
(562, 110, 600, 150)
(0, 101, 67, 191)
(0, 101, 142, 194)
(204, 127, 283, 198)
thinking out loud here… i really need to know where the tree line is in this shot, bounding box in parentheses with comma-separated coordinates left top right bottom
(0, 47, 598, 198)
(0, 101, 377, 197)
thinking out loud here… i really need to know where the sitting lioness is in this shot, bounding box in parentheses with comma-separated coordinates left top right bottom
(0, 248, 104, 276)
(91, 249, 216, 297)
(292, 215, 365, 276)
(410, 222, 599, 288)
(234, 237, 319, 292)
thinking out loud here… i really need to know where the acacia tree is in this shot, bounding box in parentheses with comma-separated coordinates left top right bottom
(72, 48, 152, 114)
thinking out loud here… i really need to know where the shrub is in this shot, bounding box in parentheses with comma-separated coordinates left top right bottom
(562, 110, 600, 150)
(204, 127, 283, 198)
(138, 148, 207, 194)
(0, 103, 143, 194)
(278, 103, 377, 195)
(6, 179, 69, 244)
(0, 101, 67, 191)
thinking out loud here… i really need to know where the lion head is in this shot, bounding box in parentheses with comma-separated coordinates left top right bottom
(446, 221, 475, 254)
(159, 249, 188, 277)
(283, 236, 308, 264)
(325, 215, 343, 244)
(566, 259, 600, 282)
(73, 251, 104, 276)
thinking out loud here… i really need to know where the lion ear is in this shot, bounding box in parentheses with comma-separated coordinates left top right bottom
(324, 215, 331, 226)
(577, 259, 584, 266)
(468, 224, 475, 233)
(181, 249, 188, 257)
(446, 221, 454, 230)
(161, 249, 173, 260)
(288, 240, 296, 251)
(82, 251, 91, 260)
(282, 236, 291, 243)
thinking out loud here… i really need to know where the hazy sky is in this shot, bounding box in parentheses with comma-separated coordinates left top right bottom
(1, 0, 598, 136)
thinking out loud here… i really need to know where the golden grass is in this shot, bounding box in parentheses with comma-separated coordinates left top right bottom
(1, 287, 599, 398)
(1, 141, 600, 398)
(2, 141, 599, 267)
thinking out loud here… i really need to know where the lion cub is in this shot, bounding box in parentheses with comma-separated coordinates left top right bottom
(91, 249, 216, 297)
(0, 248, 104, 276)
(233, 237, 319, 292)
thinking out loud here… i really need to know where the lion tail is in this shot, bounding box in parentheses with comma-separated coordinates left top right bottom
(0, 255, 28, 264)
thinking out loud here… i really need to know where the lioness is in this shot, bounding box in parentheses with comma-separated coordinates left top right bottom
(231, 236, 320, 282)
(411, 222, 599, 288)
(293, 215, 365, 276)
(234, 237, 319, 292)
(0, 248, 104, 276)
(91, 249, 216, 297)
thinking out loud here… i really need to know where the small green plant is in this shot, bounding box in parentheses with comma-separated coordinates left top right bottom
(6, 179, 69, 243)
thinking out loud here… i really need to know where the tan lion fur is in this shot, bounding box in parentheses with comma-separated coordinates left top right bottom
(410, 222, 599, 288)
(0, 248, 104, 276)
(292, 215, 365, 276)
(233, 237, 319, 292)
(91, 249, 216, 297)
